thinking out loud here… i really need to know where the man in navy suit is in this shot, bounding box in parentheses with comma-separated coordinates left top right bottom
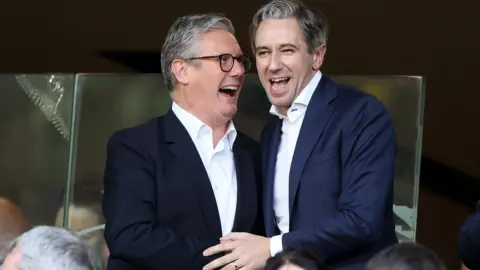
(102, 13, 264, 270)
(458, 200, 480, 270)
(203, 1, 398, 269)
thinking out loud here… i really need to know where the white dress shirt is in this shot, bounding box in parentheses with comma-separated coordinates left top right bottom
(269, 71, 322, 256)
(172, 102, 238, 236)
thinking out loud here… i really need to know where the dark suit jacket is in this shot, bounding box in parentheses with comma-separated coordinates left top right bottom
(261, 75, 398, 270)
(459, 200, 480, 270)
(102, 109, 264, 270)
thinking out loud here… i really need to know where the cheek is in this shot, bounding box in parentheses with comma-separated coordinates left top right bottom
(282, 57, 303, 72)
(195, 70, 221, 93)
(255, 58, 266, 70)
(301, 54, 316, 70)
(256, 57, 274, 74)
(255, 60, 269, 84)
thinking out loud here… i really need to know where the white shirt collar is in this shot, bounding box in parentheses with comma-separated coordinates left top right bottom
(269, 71, 322, 119)
(171, 102, 237, 150)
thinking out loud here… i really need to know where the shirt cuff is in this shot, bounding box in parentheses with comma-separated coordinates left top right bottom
(270, 234, 284, 257)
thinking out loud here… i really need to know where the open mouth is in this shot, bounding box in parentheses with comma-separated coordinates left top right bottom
(219, 86, 238, 97)
(269, 77, 290, 88)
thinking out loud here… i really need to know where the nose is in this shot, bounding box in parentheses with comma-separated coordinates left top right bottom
(228, 58, 246, 78)
(268, 53, 282, 72)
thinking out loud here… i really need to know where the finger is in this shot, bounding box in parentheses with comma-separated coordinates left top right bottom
(230, 254, 248, 270)
(202, 253, 237, 270)
(203, 242, 237, 256)
(219, 262, 239, 270)
(227, 262, 242, 270)
(220, 232, 246, 241)
(220, 239, 233, 244)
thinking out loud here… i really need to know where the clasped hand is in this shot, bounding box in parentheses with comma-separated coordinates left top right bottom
(202, 233, 271, 270)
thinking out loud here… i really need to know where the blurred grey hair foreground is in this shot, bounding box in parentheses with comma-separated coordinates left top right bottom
(250, 0, 328, 53)
(6, 226, 94, 270)
(366, 242, 446, 270)
(161, 13, 235, 92)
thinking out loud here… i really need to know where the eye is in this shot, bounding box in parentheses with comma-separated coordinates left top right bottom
(282, 49, 294, 54)
(220, 55, 231, 62)
(257, 51, 269, 57)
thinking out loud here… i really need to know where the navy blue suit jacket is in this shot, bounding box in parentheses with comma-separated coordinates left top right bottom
(102, 109, 264, 270)
(261, 76, 398, 270)
(458, 200, 480, 270)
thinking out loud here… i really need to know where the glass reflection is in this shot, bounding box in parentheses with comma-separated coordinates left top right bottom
(0, 74, 74, 250)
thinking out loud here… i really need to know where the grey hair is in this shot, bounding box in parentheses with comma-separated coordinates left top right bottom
(12, 226, 94, 270)
(161, 13, 235, 92)
(366, 242, 446, 270)
(250, 0, 328, 53)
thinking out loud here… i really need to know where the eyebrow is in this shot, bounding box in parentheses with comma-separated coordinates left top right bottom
(202, 53, 245, 57)
(255, 43, 299, 52)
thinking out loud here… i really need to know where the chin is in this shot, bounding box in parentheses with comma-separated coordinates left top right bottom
(268, 96, 293, 109)
(220, 105, 237, 119)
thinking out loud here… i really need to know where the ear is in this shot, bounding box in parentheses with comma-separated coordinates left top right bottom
(171, 59, 189, 85)
(312, 45, 327, 70)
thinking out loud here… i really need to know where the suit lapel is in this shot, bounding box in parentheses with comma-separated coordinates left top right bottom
(163, 110, 222, 238)
(289, 77, 337, 213)
(231, 145, 256, 232)
(264, 119, 282, 236)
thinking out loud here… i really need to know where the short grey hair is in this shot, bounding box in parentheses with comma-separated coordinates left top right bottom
(161, 13, 235, 92)
(10, 226, 94, 270)
(250, 0, 328, 53)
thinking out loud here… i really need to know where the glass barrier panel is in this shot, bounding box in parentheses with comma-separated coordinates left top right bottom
(69, 74, 424, 268)
(68, 74, 170, 269)
(0, 74, 75, 253)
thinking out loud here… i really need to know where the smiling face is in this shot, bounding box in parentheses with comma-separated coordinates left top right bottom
(172, 29, 246, 126)
(254, 18, 325, 113)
